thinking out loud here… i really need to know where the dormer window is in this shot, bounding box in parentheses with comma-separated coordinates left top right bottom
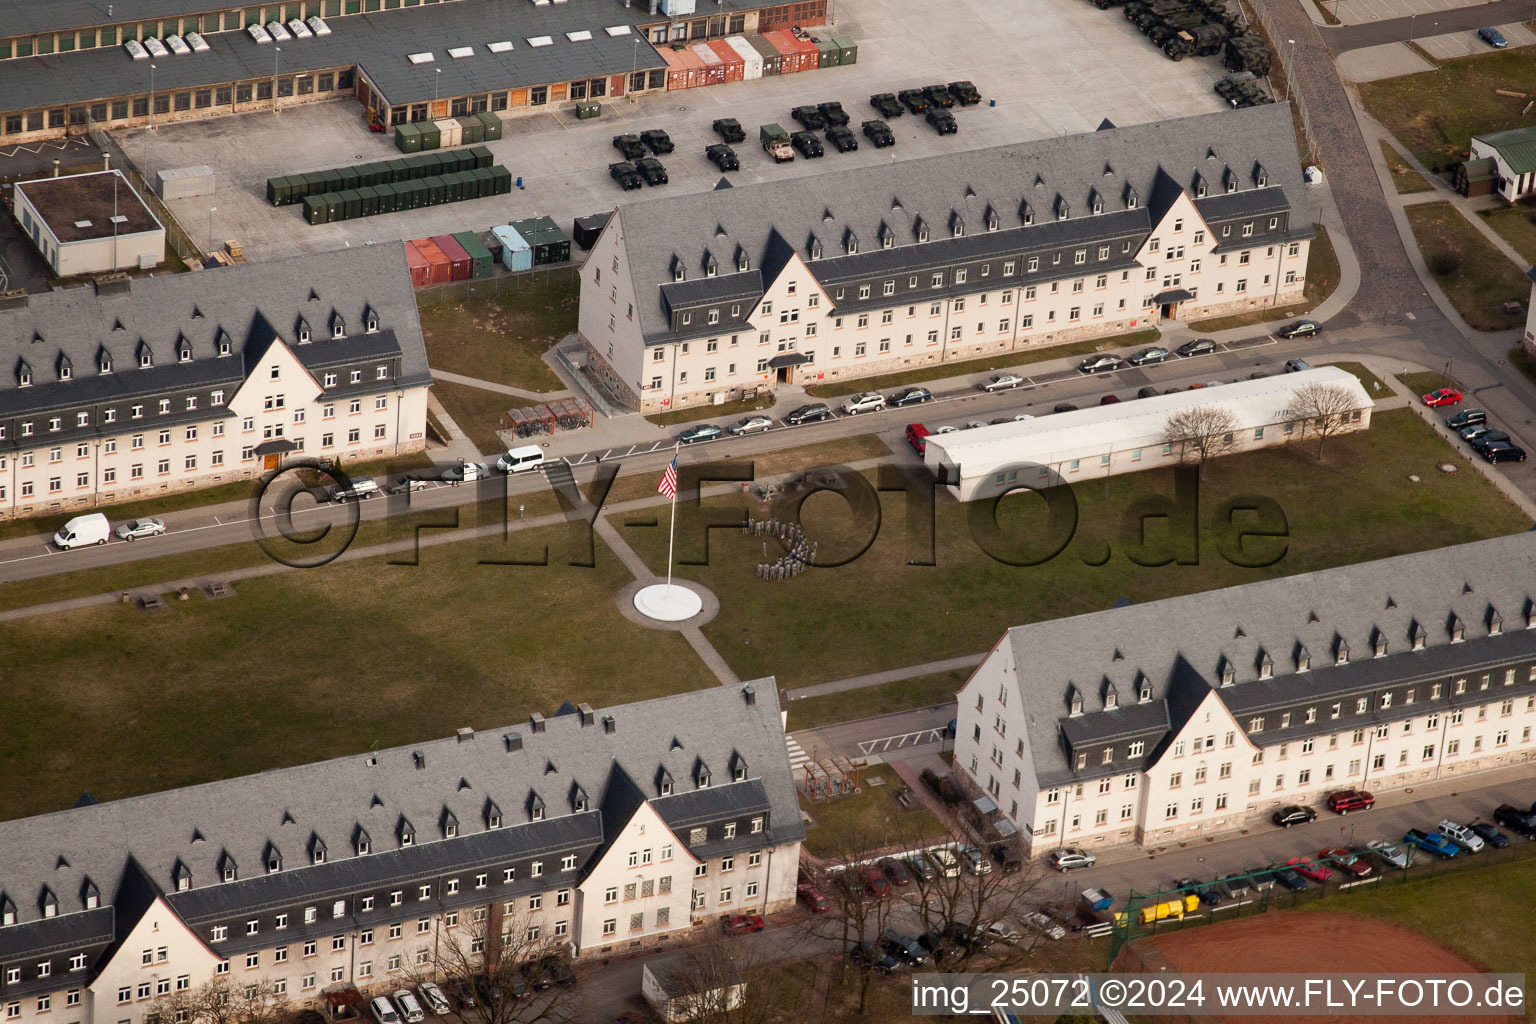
(297, 321, 312, 345)
(354, 827, 371, 856)
(99, 354, 111, 373)
(218, 852, 237, 882)
(40, 888, 57, 918)
(1373, 630, 1388, 657)
(1450, 615, 1465, 643)
(845, 229, 859, 255)
(1296, 646, 1311, 672)
(1138, 678, 1152, 703)
(1334, 637, 1350, 665)
(985, 209, 999, 231)
(172, 862, 191, 892)
(730, 752, 748, 781)
(528, 791, 545, 821)
(657, 767, 674, 797)
(310, 835, 327, 864)
(81, 880, 99, 910)
(914, 217, 929, 243)
(1068, 687, 1083, 717)
(59, 363, 71, 381)
(1055, 196, 1069, 221)
(442, 808, 459, 839)
(950, 213, 964, 238)
(1255, 163, 1269, 187)
(365, 307, 379, 333)
(1258, 651, 1273, 680)
(178, 344, 191, 363)
(1411, 622, 1427, 650)
(17, 365, 31, 387)
(217, 333, 232, 357)
(809, 239, 823, 260)
(736, 251, 750, 272)
(1090, 190, 1104, 215)
(265, 844, 282, 873)
(140, 350, 152, 368)
(1226, 169, 1238, 193)
(485, 798, 503, 829)
(1220, 659, 1235, 686)
(1104, 689, 1118, 710)
(1489, 609, 1503, 636)
(398, 817, 415, 847)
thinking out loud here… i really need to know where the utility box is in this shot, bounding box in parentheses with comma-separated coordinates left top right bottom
(157, 165, 214, 200)
(575, 101, 601, 119)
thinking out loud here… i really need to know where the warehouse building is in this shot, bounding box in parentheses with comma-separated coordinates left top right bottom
(12, 171, 165, 278)
(0, 0, 823, 144)
(0, 243, 429, 519)
(577, 104, 1314, 413)
(0, 684, 803, 1024)
(953, 532, 1536, 856)
(922, 367, 1373, 502)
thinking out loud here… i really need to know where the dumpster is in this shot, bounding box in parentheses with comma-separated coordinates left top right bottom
(1080, 888, 1114, 913)
(492, 224, 532, 271)
(394, 122, 423, 153)
(432, 234, 472, 281)
(452, 230, 494, 278)
(832, 35, 858, 64)
(405, 240, 431, 287)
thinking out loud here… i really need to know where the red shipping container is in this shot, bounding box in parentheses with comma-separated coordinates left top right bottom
(660, 46, 692, 91)
(707, 39, 745, 83)
(788, 34, 821, 72)
(677, 45, 707, 88)
(431, 234, 472, 282)
(413, 237, 452, 286)
(689, 43, 726, 86)
(404, 240, 431, 289)
(764, 31, 810, 74)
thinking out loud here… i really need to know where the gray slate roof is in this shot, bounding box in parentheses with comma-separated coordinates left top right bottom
(0, 681, 801, 931)
(1004, 532, 1536, 787)
(613, 104, 1306, 341)
(0, 242, 430, 416)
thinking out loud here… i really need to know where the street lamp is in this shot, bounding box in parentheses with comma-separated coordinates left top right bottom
(207, 206, 217, 257)
(1284, 39, 1295, 101)
(273, 45, 281, 113)
(434, 67, 441, 118)
(1408, 12, 1415, 47)
(149, 62, 157, 130)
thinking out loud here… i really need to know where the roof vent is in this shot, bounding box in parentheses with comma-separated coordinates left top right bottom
(1307, 611, 1319, 624)
(743, 684, 756, 706)
(1462, 582, 1474, 595)
(505, 732, 523, 752)
(602, 715, 616, 734)
(457, 777, 472, 791)
(577, 703, 595, 726)
(370, 794, 383, 808)
(456, 727, 475, 743)
(530, 712, 546, 733)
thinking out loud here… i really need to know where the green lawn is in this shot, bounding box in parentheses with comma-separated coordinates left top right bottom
(417, 278, 574, 391)
(601, 434, 893, 507)
(785, 670, 968, 732)
(0, 520, 715, 821)
(1359, 50, 1536, 171)
(615, 408, 1530, 688)
(1323, 361, 1389, 399)
(647, 393, 778, 427)
(1407, 203, 1530, 330)
(799, 767, 945, 858)
(431, 379, 515, 454)
(1378, 140, 1435, 194)
(1187, 225, 1339, 332)
(804, 331, 1161, 399)
(1480, 206, 1536, 266)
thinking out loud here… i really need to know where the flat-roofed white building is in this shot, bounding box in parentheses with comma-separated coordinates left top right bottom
(12, 170, 164, 277)
(921, 366, 1373, 502)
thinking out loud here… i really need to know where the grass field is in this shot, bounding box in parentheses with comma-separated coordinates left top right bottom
(647, 393, 778, 427)
(785, 670, 968, 732)
(1323, 361, 1389, 398)
(430, 379, 516, 454)
(417, 278, 574, 391)
(0, 520, 716, 821)
(1186, 225, 1339, 332)
(1359, 50, 1536, 171)
(803, 331, 1161, 399)
(600, 434, 893, 507)
(798, 767, 944, 858)
(1407, 203, 1530, 331)
(617, 408, 1530, 688)
(1398, 370, 1459, 396)
(1481, 206, 1536, 266)
(1378, 140, 1435, 194)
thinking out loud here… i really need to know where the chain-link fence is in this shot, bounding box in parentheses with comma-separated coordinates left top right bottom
(86, 118, 203, 268)
(413, 263, 580, 304)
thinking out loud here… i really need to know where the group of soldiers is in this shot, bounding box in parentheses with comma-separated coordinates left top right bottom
(747, 516, 817, 581)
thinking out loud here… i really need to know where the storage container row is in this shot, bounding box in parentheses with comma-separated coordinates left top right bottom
(300, 166, 512, 224)
(268, 146, 495, 206)
(394, 111, 504, 153)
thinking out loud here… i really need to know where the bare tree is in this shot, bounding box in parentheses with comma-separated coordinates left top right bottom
(147, 978, 287, 1024)
(900, 831, 1049, 972)
(1160, 406, 1241, 477)
(410, 908, 578, 1024)
(655, 933, 798, 1024)
(797, 818, 903, 1016)
(1280, 383, 1364, 460)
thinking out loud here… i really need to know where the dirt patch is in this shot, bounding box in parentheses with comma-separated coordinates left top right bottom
(1151, 911, 1519, 1024)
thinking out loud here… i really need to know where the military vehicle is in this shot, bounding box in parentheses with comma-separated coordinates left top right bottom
(870, 93, 904, 118)
(818, 100, 850, 127)
(791, 105, 826, 130)
(706, 143, 740, 171)
(948, 81, 981, 105)
(861, 119, 895, 148)
(711, 118, 746, 143)
(640, 129, 674, 154)
(608, 162, 641, 190)
(825, 124, 858, 152)
(634, 157, 668, 185)
(926, 109, 958, 135)
(760, 123, 794, 162)
(611, 134, 645, 160)
(897, 88, 930, 114)
(791, 130, 825, 157)
(923, 84, 955, 108)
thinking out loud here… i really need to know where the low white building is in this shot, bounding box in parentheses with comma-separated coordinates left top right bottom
(642, 956, 745, 1023)
(921, 366, 1373, 502)
(13, 171, 164, 277)
(1467, 126, 1536, 204)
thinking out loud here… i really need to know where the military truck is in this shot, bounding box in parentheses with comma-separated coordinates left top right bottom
(612, 134, 645, 160)
(948, 81, 982, 105)
(1224, 34, 1271, 74)
(761, 123, 794, 162)
(608, 162, 642, 190)
(706, 143, 739, 171)
(870, 93, 904, 118)
(640, 129, 674, 155)
(818, 100, 850, 127)
(825, 124, 858, 152)
(791, 105, 826, 130)
(861, 119, 895, 148)
(712, 118, 746, 143)
(791, 130, 825, 158)
(1164, 22, 1228, 58)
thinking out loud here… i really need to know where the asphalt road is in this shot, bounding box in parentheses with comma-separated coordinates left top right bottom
(1322, 0, 1534, 52)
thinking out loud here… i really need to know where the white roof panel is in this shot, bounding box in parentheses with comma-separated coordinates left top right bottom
(566, 30, 592, 41)
(448, 46, 474, 58)
(487, 40, 514, 52)
(605, 25, 632, 35)
(408, 51, 436, 64)
(527, 35, 553, 47)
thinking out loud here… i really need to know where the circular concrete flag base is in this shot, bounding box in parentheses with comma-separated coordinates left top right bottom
(633, 583, 705, 622)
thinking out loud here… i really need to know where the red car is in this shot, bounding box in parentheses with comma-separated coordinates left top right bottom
(722, 914, 765, 935)
(796, 882, 830, 913)
(1326, 789, 1375, 814)
(863, 866, 891, 897)
(1422, 388, 1463, 407)
(1318, 847, 1373, 879)
(1287, 856, 1333, 883)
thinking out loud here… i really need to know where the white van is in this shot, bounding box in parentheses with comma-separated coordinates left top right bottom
(53, 513, 110, 549)
(369, 997, 400, 1024)
(391, 990, 424, 1024)
(496, 445, 546, 474)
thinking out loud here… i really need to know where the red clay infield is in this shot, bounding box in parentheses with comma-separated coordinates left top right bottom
(1150, 911, 1520, 1024)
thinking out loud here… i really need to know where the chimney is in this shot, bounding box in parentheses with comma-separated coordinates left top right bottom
(456, 727, 475, 743)
(743, 684, 756, 706)
(529, 712, 546, 734)
(602, 715, 616, 735)
(504, 732, 523, 753)
(412, 752, 425, 770)
(577, 703, 595, 726)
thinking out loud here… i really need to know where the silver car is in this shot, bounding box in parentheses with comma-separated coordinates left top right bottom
(442, 461, 489, 482)
(842, 392, 886, 415)
(1366, 839, 1412, 870)
(729, 415, 773, 435)
(980, 373, 1024, 392)
(114, 517, 166, 541)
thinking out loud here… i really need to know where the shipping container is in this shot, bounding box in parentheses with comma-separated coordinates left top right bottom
(395, 122, 423, 153)
(432, 235, 472, 281)
(340, 188, 362, 221)
(302, 171, 331, 195)
(302, 194, 329, 225)
(338, 166, 362, 192)
(377, 182, 399, 214)
(381, 159, 405, 184)
(790, 33, 823, 72)
(404, 240, 431, 288)
(414, 237, 452, 285)
(480, 229, 503, 260)
(458, 117, 485, 145)
(764, 31, 806, 74)
(725, 36, 763, 79)
(491, 165, 513, 195)
(406, 179, 429, 209)
(749, 34, 782, 75)
(467, 145, 494, 169)
(437, 150, 467, 175)
(814, 37, 840, 68)
(658, 46, 691, 91)
(475, 111, 503, 141)
(417, 120, 442, 150)
(676, 44, 709, 88)
(452, 230, 494, 279)
(572, 212, 610, 250)
(707, 39, 745, 82)
(424, 176, 447, 205)
(832, 35, 857, 64)
(435, 117, 462, 147)
(471, 166, 495, 198)
(356, 185, 379, 217)
(492, 224, 532, 272)
(266, 175, 295, 206)
(321, 192, 346, 222)
(690, 42, 727, 86)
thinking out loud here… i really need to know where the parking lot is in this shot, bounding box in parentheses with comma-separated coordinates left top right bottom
(115, 0, 1232, 263)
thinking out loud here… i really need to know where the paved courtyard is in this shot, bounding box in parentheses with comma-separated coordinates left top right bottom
(114, 0, 1231, 263)
(1327, 0, 1501, 27)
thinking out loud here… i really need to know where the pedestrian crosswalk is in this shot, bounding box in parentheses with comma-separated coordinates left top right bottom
(785, 735, 809, 774)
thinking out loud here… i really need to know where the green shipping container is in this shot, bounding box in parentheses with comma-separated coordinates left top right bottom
(471, 166, 494, 198)
(366, 161, 392, 186)
(424, 176, 446, 206)
(459, 118, 485, 145)
(476, 112, 502, 141)
(357, 186, 380, 217)
(376, 184, 398, 214)
(417, 121, 441, 150)
(404, 152, 435, 177)
(352, 163, 378, 188)
(385, 159, 410, 184)
(302, 172, 330, 197)
(405, 179, 428, 208)
(814, 38, 839, 68)
(491, 166, 512, 195)
(265, 175, 290, 206)
(321, 192, 346, 222)
(340, 189, 362, 221)
(452, 230, 494, 279)
(832, 35, 857, 64)
(395, 122, 423, 153)
(338, 166, 362, 192)
(383, 181, 407, 211)
(467, 144, 493, 169)
(303, 194, 328, 225)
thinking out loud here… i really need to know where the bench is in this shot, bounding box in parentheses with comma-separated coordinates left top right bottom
(138, 594, 168, 611)
(204, 581, 236, 599)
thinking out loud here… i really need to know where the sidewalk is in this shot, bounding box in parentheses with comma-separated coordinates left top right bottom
(784, 653, 986, 701)
(430, 369, 570, 403)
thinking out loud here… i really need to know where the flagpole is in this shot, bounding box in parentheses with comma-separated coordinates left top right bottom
(665, 443, 679, 593)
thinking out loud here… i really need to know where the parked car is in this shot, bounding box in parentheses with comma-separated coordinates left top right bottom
(711, 117, 746, 142)
(980, 373, 1024, 392)
(842, 391, 886, 415)
(1127, 346, 1170, 366)
(1023, 911, 1065, 940)
(417, 983, 451, 1016)
(1479, 25, 1509, 47)
(926, 847, 961, 878)
(1272, 805, 1318, 828)
(1100, 394, 1121, 405)
(906, 853, 938, 881)
(849, 942, 899, 973)
(1173, 877, 1224, 906)
(496, 446, 546, 474)
(722, 914, 766, 935)
(888, 386, 932, 407)
(1176, 338, 1217, 357)
(1286, 856, 1333, 883)
(1270, 864, 1309, 891)
(1277, 319, 1321, 338)
(115, 517, 167, 540)
(1445, 409, 1487, 431)
(1078, 354, 1125, 374)
(861, 119, 895, 147)
(1365, 839, 1412, 870)
(678, 424, 723, 444)
(1436, 819, 1486, 852)
(945, 919, 994, 952)
(1318, 847, 1373, 878)
(391, 990, 425, 1024)
(523, 955, 575, 990)
(863, 865, 891, 896)
(1421, 387, 1463, 407)
(881, 858, 914, 886)
(448, 979, 477, 1010)
(784, 403, 833, 424)
(370, 997, 401, 1024)
(1494, 804, 1536, 839)
(880, 930, 928, 965)
(385, 475, 429, 495)
(797, 882, 831, 912)
(1470, 432, 1512, 454)
(729, 415, 773, 436)
(1050, 847, 1096, 871)
(869, 93, 904, 118)
(1469, 822, 1510, 849)
(1053, 403, 1079, 413)
(1459, 424, 1498, 443)
(958, 844, 992, 875)
(990, 843, 1024, 874)
(1404, 828, 1460, 858)
(1482, 441, 1528, 463)
(442, 461, 488, 482)
(917, 929, 963, 962)
(984, 920, 1026, 945)
(1136, 385, 1161, 399)
(332, 476, 380, 501)
(1326, 789, 1374, 814)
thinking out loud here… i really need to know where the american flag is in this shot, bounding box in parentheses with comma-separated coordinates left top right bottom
(658, 453, 678, 499)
